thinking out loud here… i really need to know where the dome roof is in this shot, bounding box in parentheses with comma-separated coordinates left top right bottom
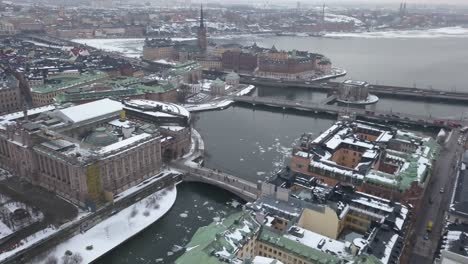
(212, 78, 225, 87)
(85, 127, 119, 147)
(225, 72, 240, 81)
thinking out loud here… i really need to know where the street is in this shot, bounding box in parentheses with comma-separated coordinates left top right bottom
(409, 129, 464, 263)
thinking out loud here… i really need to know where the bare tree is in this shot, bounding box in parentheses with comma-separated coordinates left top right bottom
(61, 251, 83, 264)
(104, 226, 109, 239)
(130, 206, 138, 218)
(44, 255, 58, 264)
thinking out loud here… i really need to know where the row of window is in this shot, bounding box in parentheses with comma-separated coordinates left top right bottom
(258, 243, 312, 264)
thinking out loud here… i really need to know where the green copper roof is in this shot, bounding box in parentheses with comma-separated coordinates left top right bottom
(258, 228, 342, 264)
(55, 88, 140, 104)
(225, 72, 240, 81)
(176, 211, 260, 264)
(133, 82, 176, 94)
(32, 71, 107, 94)
(84, 127, 119, 147)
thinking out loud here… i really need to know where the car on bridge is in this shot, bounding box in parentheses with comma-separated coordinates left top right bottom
(448, 121, 462, 128)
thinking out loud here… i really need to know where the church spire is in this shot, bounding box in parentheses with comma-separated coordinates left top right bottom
(200, 4, 205, 29)
(197, 4, 207, 51)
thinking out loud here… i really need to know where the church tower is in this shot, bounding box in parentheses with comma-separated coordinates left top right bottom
(197, 5, 207, 52)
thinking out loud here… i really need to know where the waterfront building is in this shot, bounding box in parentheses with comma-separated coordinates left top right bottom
(143, 38, 178, 61)
(225, 72, 240, 89)
(290, 121, 439, 212)
(255, 49, 331, 80)
(176, 181, 410, 264)
(0, 98, 191, 209)
(210, 78, 226, 95)
(221, 50, 258, 73)
(337, 80, 379, 105)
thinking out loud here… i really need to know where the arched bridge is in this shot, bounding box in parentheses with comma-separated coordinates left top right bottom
(171, 163, 259, 202)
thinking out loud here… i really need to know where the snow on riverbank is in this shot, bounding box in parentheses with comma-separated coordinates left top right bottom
(40, 187, 177, 263)
(183, 85, 255, 112)
(183, 100, 234, 112)
(236, 85, 255, 96)
(325, 26, 468, 39)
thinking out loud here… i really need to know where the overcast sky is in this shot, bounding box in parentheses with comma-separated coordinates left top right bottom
(220, 0, 468, 6)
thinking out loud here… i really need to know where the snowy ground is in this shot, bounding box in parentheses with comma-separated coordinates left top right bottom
(0, 193, 44, 241)
(325, 26, 468, 39)
(235, 85, 256, 96)
(0, 168, 12, 181)
(183, 100, 234, 112)
(183, 85, 255, 112)
(38, 187, 177, 264)
(113, 169, 181, 202)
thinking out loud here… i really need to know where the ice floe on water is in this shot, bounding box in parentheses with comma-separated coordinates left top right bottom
(179, 211, 188, 218)
(227, 199, 241, 208)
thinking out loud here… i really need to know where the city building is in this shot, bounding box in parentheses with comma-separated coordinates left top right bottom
(290, 121, 439, 212)
(447, 159, 468, 224)
(221, 50, 258, 73)
(30, 71, 109, 107)
(0, 98, 191, 209)
(0, 21, 17, 36)
(53, 76, 182, 105)
(176, 180, 411, 264)
(0, 75, 22, 114)
(255, 49, 331, 80)
(197, 56, 222, 70)
(337, 80, 379, 105)
(225, 72, 240, 89)
(143, 6, 208, 62)
(436, 223, 468, 264)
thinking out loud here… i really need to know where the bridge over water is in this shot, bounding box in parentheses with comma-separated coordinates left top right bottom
(231, 95, 467, 128)
(238, 76, 468, 104)
(171, 162, 259, 202)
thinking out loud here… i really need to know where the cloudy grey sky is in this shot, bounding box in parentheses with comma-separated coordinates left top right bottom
(221, 0, 468, 6)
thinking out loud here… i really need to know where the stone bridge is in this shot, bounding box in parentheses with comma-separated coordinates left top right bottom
(171, 163, 259, 202)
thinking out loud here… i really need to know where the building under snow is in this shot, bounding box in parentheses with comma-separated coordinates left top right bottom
(176, 181, 411, 264)
(0, 98, 191, 209)
(436, 223, 468, 264)
(290, 121, 439, 212)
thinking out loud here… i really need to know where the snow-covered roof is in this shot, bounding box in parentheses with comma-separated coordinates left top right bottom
(98, 133, 151, 155)
(54, 98, 122, 123)
(0, 105, 56, 129)
(284, 226, 352, 258)
(124, 99, 190, 119)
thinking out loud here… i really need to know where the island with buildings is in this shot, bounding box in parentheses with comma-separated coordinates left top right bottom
(0, 1, 467, 264)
